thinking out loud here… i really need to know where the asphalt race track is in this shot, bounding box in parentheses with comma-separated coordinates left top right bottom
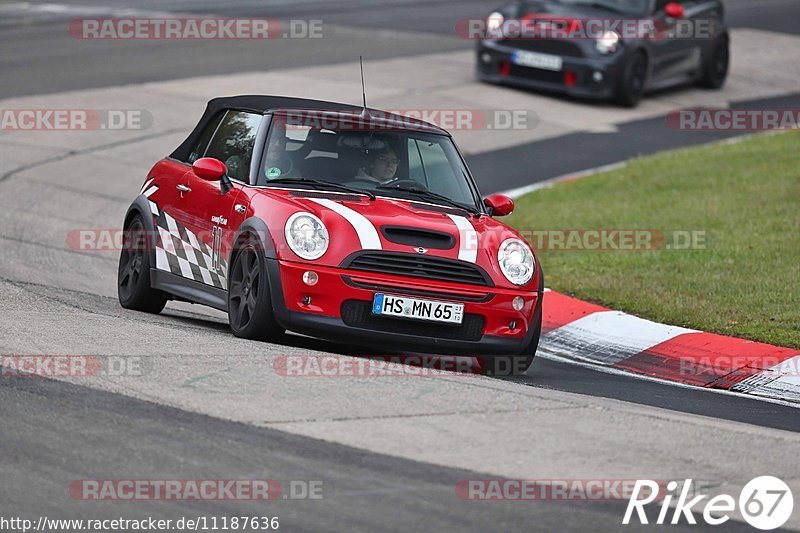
(1, 1, 799, 531)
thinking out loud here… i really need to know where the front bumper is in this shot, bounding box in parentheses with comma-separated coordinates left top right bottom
(477, 39, 629, 99)
(266, 258, 542, 355)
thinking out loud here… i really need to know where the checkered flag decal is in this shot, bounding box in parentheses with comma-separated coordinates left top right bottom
(142, 184, 228, 290)
(153, 210, 228, 289)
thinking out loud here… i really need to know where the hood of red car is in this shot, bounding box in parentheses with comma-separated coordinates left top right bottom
(248, 188, 534, 289)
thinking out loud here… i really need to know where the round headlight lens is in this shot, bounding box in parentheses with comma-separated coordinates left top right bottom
(498, 238, 535, 286)
(487, 11, 505, 37)
(596, 30, 620, 54)
(285, 212, 329, 260)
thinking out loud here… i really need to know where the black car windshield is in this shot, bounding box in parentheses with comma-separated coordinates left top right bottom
(259, 112, 482, 212)
(553, 0, 651, 15)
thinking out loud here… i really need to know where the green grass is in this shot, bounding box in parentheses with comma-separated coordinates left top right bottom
(507, 131, 800, 348)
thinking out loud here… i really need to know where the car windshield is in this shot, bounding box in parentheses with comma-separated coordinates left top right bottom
(553, 0, 651, 15)
(259, 112, 482, 213)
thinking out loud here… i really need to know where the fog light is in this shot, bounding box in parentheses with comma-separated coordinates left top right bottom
(481, 53, 492, 64)
(593, 70, 604, 82)
(302, 271, 318, 286)
(302, 296, 312, 305)
(512, 296, 524, 311)
(509, 320, 517, 330)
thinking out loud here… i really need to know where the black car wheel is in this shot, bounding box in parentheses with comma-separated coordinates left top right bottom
(228, 240, 284, 341)
(616, 52, 647, 108)
(698, 34, 730, 89)
(118, 214, 167, 313)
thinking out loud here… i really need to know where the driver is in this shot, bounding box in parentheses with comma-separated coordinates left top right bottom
(355, 146, 399, 184)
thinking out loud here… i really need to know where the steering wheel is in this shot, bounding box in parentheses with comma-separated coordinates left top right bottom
(343, 177, 379, 187)
(380, 178, 429, 190)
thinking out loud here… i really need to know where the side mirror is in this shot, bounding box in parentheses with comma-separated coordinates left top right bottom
(192, 157, 227, 181)
(664, 2, 685, 19)
(484, 194, 514, 217)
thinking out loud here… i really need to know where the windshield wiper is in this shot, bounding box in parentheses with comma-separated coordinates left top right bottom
(376, 185, 481, 217)
(266, 177, 375, 200)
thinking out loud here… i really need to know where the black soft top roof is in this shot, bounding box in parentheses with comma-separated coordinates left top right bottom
(170, 95, 447, 161)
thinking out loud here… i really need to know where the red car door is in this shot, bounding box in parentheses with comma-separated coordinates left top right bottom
(156, 109, 262, 290)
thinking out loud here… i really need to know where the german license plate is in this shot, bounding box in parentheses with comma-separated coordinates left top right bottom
(372, 293, 464, 325)
(511, 50, 563, 71)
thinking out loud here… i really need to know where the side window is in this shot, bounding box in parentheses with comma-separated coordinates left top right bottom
(187, 112, 224, 164)
(204, 110, 262, 182)
(411, 138, 474, 205)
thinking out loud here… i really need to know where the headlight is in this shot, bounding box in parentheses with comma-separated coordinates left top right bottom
(285, 212, 329, 260)
(487, 11, 504, 37)
(596, 30, 620, 54)
(498, 238, 535, 286)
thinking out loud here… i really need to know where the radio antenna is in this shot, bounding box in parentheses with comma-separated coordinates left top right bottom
(359, 56, 370, 118)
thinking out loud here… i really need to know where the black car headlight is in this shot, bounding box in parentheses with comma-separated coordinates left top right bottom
(486, 11, 504, 38)
(596, 30, 620, 54)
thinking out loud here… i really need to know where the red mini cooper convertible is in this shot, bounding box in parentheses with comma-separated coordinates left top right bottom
(118, 96, 543, 373)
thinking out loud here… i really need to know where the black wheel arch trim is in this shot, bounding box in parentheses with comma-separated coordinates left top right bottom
(229, 217, 291, 329)
(124, 195, 159, 286)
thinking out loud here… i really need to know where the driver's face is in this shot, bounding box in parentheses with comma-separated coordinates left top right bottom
(370, 149, 399, 182)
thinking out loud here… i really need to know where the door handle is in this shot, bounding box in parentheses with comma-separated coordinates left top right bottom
(176, 184, 191, 193)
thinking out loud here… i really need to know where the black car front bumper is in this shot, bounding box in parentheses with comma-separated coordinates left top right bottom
(477, 39, 631, 99)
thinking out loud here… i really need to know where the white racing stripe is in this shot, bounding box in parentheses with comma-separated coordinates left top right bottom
(139, 178, 155, 195)
(447, 214, 478, 263)
(310, 199, 381, 250)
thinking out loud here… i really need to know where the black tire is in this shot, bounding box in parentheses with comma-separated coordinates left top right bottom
(698, 34, 729, 89)
(615, 52, 647, 108)
(228, 239, 284, 341)
(117, 214, 167, 313)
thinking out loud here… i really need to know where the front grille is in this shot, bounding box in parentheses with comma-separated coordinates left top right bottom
(341, 300, 485, 341)
(509, 64, 566, 84)
(342, 252, 492, 287)
(502, 38, 584, 58)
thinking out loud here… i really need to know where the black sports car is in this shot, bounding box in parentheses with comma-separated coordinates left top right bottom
(475, 0, 730, 106)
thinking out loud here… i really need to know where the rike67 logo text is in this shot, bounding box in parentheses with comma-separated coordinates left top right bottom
(624, 477, 793, 530)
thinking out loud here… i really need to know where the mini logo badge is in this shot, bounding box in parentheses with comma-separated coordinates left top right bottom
(414, 247, 428, 254)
